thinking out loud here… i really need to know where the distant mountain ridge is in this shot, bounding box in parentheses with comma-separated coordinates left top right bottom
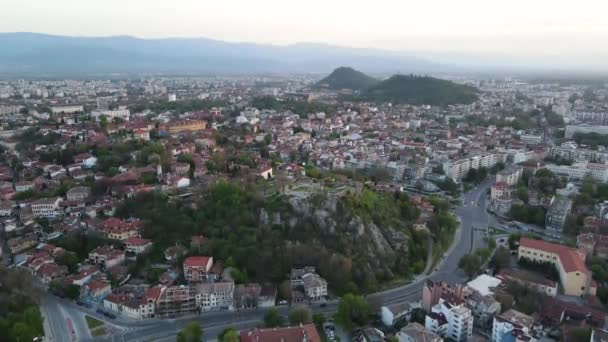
(315, 67, 379, 90)
(0, 32, 437, 77)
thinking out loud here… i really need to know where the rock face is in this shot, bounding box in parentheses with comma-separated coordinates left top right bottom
(279, 191, 400, 278)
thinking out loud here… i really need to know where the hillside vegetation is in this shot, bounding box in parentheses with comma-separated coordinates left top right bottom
(362, 74, 478, 106)
(316, 67, 379, 91)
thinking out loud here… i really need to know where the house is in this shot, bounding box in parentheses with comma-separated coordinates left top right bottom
(35, 262, 69, 284)
(183, 256, 214, 283)
(164, 244, 187, 262)
(492, 309, 535, 342)
(31, 197, 62, 218)
(234, 283, 262, 309)
(80, 278, 112, 304)
(97, 217, 142, 240)
(396, 323, 443, 342)
(255, 164, 273, 180)
(382, 303, 413, 327)
(15, 181, 35, 192)
(425, 297, 473, 342)
(66, 186, 90, 202)
(301, 272, 328, 301)
(124, 237, 152, 255)
(88, 246, 125, 269)
(194, 281, 234, 312)
(259, 284, 277, 307)
(413, 217, 428, 232)
(240, 324, 321, 342)
(0, 201, 14, 216)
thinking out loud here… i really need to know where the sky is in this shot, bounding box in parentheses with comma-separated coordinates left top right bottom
(3, 0, 608, 67)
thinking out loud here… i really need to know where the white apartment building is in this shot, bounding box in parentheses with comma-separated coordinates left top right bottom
(565, 124, 608, 139)
(550, 142, 608, 164)
(425, 298, 473, 342)
(195, 282, 234, 312)
(31, 197, 62, 218)
(492, 309, 536, 342)
(496, 167, 523, 186)
(51, 105, 84, 114)
(545, 162, 608, 183)
(91, 109, 131, 122)
(443, 153, 498, 181)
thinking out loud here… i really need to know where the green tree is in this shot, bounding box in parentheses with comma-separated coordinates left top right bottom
(65, 284, 81, 300)
(177, 322, 203, 342)
(264, 308, 283, 328)
(289, 306, 313, 325)
(218, 327, 239, 342)
(334, 293, 370, 331)
(313, 313, 326, 328)
(492, 247, 511, 270)
(458, 254, 481, 278)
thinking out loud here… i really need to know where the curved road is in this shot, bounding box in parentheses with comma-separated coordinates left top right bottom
(49, 178, 498, 341)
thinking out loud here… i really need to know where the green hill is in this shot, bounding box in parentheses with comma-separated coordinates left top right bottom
(316, 67, 379, 90)
(362, 74, 478, 105)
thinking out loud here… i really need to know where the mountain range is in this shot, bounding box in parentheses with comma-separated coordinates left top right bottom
(0, 33, 438, 77)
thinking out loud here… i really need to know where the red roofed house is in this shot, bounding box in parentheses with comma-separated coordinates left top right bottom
(518, 238, 595, 296)
(183, 256, 214, 283)
(97, 218, 142, 240)
(124, 237, 152, 255)
(240, 324, 321, 342)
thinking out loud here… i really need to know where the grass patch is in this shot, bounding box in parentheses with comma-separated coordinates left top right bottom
(85, 315, 106, 337)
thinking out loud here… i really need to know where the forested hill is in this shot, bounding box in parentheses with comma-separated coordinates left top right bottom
(315, 67, 379, 91)
(361, 74, 478, 105)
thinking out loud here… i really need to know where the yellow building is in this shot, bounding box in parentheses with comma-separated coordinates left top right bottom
(517, 238, 596, 297)
(164, 120, 207, 134)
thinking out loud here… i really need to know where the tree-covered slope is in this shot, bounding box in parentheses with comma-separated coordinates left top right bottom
(316, 67, 379, 91)
(362, 74, 478, 105)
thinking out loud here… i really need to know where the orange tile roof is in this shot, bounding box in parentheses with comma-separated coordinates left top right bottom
(520, 238, 588, 274)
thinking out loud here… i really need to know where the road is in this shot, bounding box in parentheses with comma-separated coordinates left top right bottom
(44, 178, 497, 341)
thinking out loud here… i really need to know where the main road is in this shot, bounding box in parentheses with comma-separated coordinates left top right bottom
(48, 178, 498, 341)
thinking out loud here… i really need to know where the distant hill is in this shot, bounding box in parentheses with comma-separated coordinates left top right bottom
(315, 67, 379, 90)
(0, 33, 438, 77)
(362, 74, 478, 105)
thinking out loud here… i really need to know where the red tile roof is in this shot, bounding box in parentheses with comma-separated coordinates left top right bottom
(183, 256, 212, 268)
(520, 238, 588, 274)
(240, 324, 321, 342)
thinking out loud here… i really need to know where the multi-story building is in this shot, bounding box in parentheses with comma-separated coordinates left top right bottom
(443, 153, 498, 181)
(496, 166, 523, 186)
(15, 181, 35, 192)
(194, 281, 234, 312)
(491, 182, 512, 201)
(162, 120, 207, 134)
(240, 324, 321, 342)
(97, 218, 142, 240)
(396, 323, 443, 342)
(183, 256, 214, 283)
(577, 233, 608, 258)
(88, 246, 125, 269)
(517, 238, 595, 296)
(124, 237, 153, 255)
(66, 186, 90, 202)
(301, 273, 328, 301)
(546, 162, 608, 183)
(51, 105, 84, 114)
(545, 196, 572, 233)
(550, 142, 608, 164)
(565, 123, 608, 138)
(422, 280, 466, 312)
(31, 197, 62, 218)
(155, 285, 197, 317)
(492, 309, 536, 342)
(425, 297, 473, 342)
(91, 109, 131, 122)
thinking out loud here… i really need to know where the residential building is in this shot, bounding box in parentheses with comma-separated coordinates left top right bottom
(518, 238, 595, 296)
(396, 323, 443, 342)
(492, 309, 536, 342)
(88, 246, 125, 269)
(31, 197, 62, 218)
(565, 124, 608, 139)
(491, 182, 512, 201)
(301, 272, 327, 300)
(551, 142, 608, 164)
(91, 109, 131, 122)
(194, 281, 234, 312)
(381, 303, 413, 327)
(162, 119, 207, 134)
(425, 297, 473, 342)
(15, 181, 35, 192)
(422, 280, 466, 312)
(496, 166, 523, 186)
(546, 162, 608, 183)
(240, 324, 321, 342)
(466, 291, 501, 330)
(66, 186, 90, 202)
(51, 105, 84, 114)
(155, 285, 197, 317)
(97, 218, 142, 240)
(577, 233, 608, 258)
(443, 153, 497, 181)
(124, 237, 152, 255)
(80, 278, 112, 304)
(545, 196, 573, 233)
(183, 256, 214, 283)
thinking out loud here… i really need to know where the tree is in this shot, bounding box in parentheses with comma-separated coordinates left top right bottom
(334, 293, 370, 331)
(289, 306, 313, 325)
(177, 322, 203, 342)
(65, 284, 81, 300)
(313, 313, 326, 328)
(492, 247, 511, 270)
(218, 327, 239, 342)
(458, 254, 481, 278)
(56, 251, 80, 273)
(264, 308, 283, 328)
